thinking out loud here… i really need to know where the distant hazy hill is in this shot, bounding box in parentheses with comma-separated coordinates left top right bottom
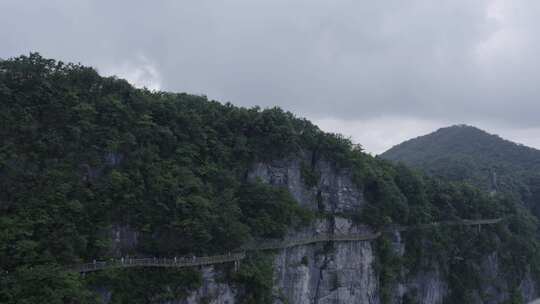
(381, 125, 540, 214)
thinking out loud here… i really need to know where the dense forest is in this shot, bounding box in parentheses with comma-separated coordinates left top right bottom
(381, 125, 540, 218)
(1, 54, 539, 303)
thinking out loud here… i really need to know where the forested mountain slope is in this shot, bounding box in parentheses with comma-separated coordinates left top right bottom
(381, 125, 540, 216)
(1, 54, 539, 304)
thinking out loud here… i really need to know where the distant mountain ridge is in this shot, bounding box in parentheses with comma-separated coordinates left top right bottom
(381, 124, 540, 214)
(381, 125, 540, 170)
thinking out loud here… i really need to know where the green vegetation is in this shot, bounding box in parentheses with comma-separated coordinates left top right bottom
(1, 54, 539, 303)
(0, 264, 95, 304)
(381, 124, 540, 218)
(367, 163, 540, 303)
(0, 53, 327, 303)
(85, 268, 202, 304)
(382, 125, 540, 302)
(300, 161, 320, 188)
(237, 182, 314, 238)
(374, 236, 402, 304)
(232, 252, 275, 304)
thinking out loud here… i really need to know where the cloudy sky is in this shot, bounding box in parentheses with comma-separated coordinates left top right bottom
(2, 0, 540, 154)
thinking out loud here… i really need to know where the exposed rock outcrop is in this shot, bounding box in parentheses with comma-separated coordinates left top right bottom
(100, 154, 537, 304)
(272, 218, 379, 304)
(247, 153, 364, 214)
(109, 224, 139, 256)
(179, 267, 236, 304)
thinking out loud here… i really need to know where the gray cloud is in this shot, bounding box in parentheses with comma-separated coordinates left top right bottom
(2, 0, 540, 152)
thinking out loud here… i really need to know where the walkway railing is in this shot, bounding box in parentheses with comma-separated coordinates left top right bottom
(242, 231, 382, 251)
(74, 218, 502, 273)
(75, 252, 246, 273)
(386, 218, 503, 232)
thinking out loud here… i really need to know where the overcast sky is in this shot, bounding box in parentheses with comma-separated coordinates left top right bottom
(2, 0, 540, 154)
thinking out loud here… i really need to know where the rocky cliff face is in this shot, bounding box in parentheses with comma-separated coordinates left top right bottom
(179, 268, 236, 304)
(103, 153, 536, 304)
(272, 217, 379, 304)
(246, 154, 363, 214)
(248, 154, 379, 303)
(225, 153, 450, 304)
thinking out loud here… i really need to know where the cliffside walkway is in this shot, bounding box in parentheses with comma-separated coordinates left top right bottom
(387, 218, 503, 232)
(74, 218, 502, 273)
(76, 253, 246, 273)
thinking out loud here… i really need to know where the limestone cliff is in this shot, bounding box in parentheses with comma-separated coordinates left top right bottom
(103, 153, 537, 304)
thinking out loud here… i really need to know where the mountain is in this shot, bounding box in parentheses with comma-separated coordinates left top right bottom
(381, 125, 540, 216)
(1, 54, 539, 304)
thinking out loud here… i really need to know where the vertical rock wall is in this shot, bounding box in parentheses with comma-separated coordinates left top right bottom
(101, 154, 536, 304)
(272, 218, 380, 304)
